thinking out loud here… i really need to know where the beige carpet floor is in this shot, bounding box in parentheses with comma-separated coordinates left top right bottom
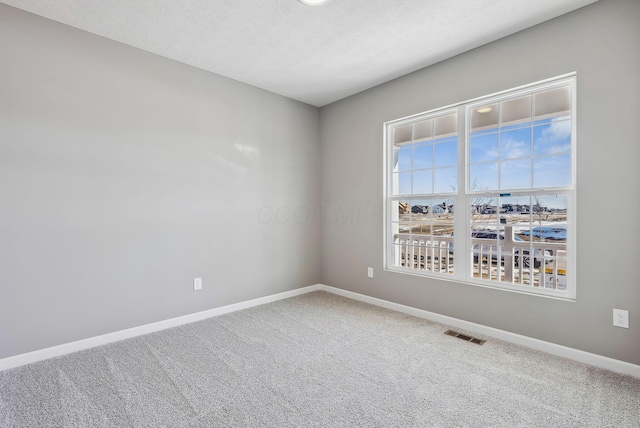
(1, 291, 639, 427)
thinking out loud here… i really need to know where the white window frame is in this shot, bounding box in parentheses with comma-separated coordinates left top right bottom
(383, 73, 576, 300)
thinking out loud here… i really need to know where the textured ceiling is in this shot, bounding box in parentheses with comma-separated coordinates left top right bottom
(2, 0, 598, 107)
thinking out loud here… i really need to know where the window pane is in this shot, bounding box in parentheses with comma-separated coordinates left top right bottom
(412, 144, 433, 169)
(533, 119, 571, 155)
(530, 195, 568, 289)
(499, 195, 532, 226)
(434, 138, 458, 167)
(534, 86, 571, 119)
(395, 201, 411, 233)
(434, 113, 457, 138)
(470, 162, 498, 191)
(499, 195, 533, 270)
(530, 195, 567, 242)
(393, 124, 412, 145)
(431, 198, 454, 236)
(391, 201, 407, 222)
(412, 170, 432, 194)
(534, 154, 571, 188)
(501, 95, 532, 126)
(431, 199, 455, 274)
(500, 159, 532, 190)
(396, 147, 411, 171)
(471, 103, 499, 132)
(411, 222, 431, 235)
(470, 132, 499, 163)
(410, 200, 431, 221)
(433, 167, 457, 193)
(392, 171, 411, 195)
(500, 128, 531, 159)
(413, 118, 433, 142)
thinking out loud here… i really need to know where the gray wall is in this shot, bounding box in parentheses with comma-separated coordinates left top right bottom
(2, 0, 639, 367)
(320, 0, 640, 365)
(0, 5, 321, 359)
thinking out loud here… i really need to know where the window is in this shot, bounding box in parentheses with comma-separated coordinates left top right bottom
(384, 75, 576, 299)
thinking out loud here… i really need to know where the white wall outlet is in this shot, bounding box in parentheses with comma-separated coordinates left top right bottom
(193, 277, 202, 291)
(613, 309, 629, 328)
(367, 267, 373, 278)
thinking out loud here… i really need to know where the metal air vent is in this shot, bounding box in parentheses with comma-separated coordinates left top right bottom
(444, 329, 486, 345)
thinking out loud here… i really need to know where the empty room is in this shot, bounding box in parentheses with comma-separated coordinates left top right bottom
(1, 0, 639, 426)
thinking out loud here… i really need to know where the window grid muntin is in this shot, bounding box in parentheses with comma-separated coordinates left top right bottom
(387, 109, 458, 275)
(385, 74, 576, 299)
(468, 85, 573, 194)
(468, 190, 569, 291)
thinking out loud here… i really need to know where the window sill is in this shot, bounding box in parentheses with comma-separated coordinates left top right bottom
(384, 266, 576, 302)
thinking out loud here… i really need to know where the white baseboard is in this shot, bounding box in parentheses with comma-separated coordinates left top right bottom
(317, 284, 640, 379)
(0, 284, 321, 372)
(2, 282, 638, 379)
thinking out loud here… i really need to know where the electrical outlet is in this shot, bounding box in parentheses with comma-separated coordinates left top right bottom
(193, 277, 202, 291)
(367, 267, 373, 278)
(613, 309, 629, 328)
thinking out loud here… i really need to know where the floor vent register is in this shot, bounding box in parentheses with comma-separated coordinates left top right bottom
(444, 329, 486, 345)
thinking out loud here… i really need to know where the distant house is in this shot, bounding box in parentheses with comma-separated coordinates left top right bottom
(411, 205, 429, 214)
(431, 203, 450, 214)
(501, 204, 530, 214)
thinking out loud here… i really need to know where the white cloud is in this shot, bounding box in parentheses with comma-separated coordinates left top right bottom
(544, 119, 571, 141)
(536, 119, 571, 154)
(501, 138, 528, 159)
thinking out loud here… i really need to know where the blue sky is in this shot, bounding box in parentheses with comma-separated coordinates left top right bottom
(393, 117, 572, 197)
